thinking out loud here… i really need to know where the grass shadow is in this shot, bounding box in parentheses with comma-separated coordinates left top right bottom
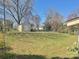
(51, 56, 79, 59)
(1, 53, 46, 59)
(0, 46, 46, 59)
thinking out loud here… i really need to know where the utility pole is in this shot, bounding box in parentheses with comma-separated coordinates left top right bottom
(77, 25, 79, 56)
(3, 0, 6, 56)
(3, 0, 5, 28)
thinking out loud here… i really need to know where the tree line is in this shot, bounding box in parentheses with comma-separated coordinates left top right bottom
(0, 0, 40, 32)
(44, 8, 79, 34)
(0, 0, 79, 33)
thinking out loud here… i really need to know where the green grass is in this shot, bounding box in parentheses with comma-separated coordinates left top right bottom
(0, 32, 78, 59)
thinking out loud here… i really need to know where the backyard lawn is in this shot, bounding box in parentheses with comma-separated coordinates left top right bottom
(0, 32, 78, 59)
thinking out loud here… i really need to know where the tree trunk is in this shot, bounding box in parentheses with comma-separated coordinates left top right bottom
(17, 24, 22, 32)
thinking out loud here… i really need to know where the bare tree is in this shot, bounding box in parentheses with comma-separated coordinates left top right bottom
(0, 0, 33, 32)
(67, 12, 78, 20)
(44, 9, 64, 32)
(32, 15, 40, 31)
(67, 8, 79, 20)
(29, 15, 40, 31)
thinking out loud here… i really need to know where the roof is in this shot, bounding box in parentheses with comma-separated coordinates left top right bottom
(66, 17, 79, 22)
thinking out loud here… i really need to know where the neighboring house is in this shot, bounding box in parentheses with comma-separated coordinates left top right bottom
(39, 25, 44, 31)
(39, 26, 44, 31)
(0, 18, 13, 31)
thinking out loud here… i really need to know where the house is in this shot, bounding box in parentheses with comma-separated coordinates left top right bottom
(66, 17, 79, 54)
(67, 17, 79, 27)
(66, 17, 79, 33)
